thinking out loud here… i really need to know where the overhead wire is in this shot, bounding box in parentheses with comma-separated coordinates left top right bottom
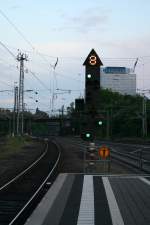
(0, 43, 142, 94)
(0, 43, 51, 95)
(0, 89, 13, 92)
(0, 8, 56, 68)
(0, 9, 34, 50)
(0, 8, 59, 113)
(1, 42, 140, 64)
(27, 69, 50, 91)
(0, 40, 16, 60)
(0, 42, 140, 87)
(0, 42, 144, 61)
(0, 53, 51, 94)
(1, 8, 149, 110)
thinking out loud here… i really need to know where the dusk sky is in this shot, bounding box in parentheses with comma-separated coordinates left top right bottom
(0, 0, 150, 113)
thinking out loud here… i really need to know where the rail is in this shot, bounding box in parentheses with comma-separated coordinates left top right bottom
(9, 140, 61, 225)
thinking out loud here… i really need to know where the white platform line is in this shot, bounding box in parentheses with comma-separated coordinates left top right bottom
(139, 177, 150, 186)
(102, 177, 125, 225)
(77, 175, 95, 225)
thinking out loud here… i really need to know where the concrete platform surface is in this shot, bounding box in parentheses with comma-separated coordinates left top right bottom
(25, 174, 150, 225)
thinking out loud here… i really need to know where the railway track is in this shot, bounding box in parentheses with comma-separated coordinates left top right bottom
(56, 137, 150, 174)
(0, 139, 61, 225)
(94, 140, 150, 173)
(110, 148, 150, 173)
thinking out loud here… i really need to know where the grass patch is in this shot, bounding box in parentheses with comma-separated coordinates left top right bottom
(0, 136, 33, 159)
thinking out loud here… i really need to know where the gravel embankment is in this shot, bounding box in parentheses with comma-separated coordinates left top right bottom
(0, 139, 45, 186)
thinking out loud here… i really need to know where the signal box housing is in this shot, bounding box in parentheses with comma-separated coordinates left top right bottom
(83, 49, 103, 111)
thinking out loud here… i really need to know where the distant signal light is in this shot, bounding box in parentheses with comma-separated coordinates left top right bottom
(87, 74, 92, 79)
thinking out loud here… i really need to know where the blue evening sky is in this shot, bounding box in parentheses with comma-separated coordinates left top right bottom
(0, 0, 150, 112)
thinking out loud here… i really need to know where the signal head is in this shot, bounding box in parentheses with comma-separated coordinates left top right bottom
(87, 74, 92, 79)
(81, 132, 94, 141)
(98, 120, 103, 126)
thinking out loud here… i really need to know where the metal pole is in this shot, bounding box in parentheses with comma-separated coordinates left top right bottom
(13, 85, 18, 136)
(13, 86, 16, 136)
(142, 95, 147, 138)
(106, 110, 110, 139)
(142, 96, 145, 137)
(144, 96, 147, 137)
(21, 59, 24, 135)
(16, 52, 28, 135)
(17, 58, 22, 135)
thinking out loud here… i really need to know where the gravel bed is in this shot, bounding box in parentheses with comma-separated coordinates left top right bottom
(0, 139, 45, 186)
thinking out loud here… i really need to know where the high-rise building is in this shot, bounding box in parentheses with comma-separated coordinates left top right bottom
(100, 66, 136, 95)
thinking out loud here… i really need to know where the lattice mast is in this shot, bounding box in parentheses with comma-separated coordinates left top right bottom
(13, 85, 19, 135)
(16, 52, 28, 135)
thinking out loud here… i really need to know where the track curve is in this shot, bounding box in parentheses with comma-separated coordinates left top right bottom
(0, 140, 61, 225)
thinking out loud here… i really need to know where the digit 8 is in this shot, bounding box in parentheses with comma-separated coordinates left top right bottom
(89, 55, 97, 65)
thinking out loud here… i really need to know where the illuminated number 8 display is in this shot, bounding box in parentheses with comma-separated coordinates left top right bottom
(89, 55, 97, 65)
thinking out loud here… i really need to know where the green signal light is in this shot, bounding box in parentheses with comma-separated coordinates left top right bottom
(98, 121, 103, 126)
(81, 132, 94, 141)
(87, 74, 92, 79)
(86, 133, 91, 138)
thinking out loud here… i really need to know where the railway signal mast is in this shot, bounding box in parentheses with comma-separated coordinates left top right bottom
(16, 52, 28, 135)
(83, 49, 103, 109)
(83, 49, 103, 139)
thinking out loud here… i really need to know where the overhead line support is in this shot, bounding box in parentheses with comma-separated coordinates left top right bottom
(16, 52, 28, 135)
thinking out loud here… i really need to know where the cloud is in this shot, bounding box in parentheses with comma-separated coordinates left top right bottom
(55, 7, 110, 33)
(35, 41, 92, 58)
(9, 4, 21, 10)
(101, 36, 150, 58)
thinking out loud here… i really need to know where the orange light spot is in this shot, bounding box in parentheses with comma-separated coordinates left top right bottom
(89, 55, 97, 65)
(98, 146, 110, 159)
